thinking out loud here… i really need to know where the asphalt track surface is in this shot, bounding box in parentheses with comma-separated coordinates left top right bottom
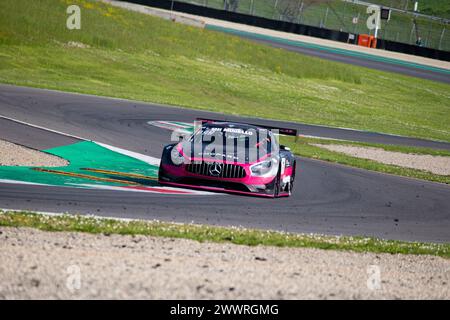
(232, 34, 450, 85)
(0, 85, 449, 243)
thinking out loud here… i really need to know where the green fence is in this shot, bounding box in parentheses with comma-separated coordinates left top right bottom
(177, 0, 450, 51)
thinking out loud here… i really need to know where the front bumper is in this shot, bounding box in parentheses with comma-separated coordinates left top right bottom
(158, 163, 285, 197)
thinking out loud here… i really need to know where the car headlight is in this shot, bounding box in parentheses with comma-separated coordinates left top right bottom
(250, 158, 278, 176)
(170, 147, 185, 166)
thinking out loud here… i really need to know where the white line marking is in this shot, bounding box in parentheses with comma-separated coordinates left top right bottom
(74, 183, 214, 195)
(4, 85, 446, 143)
(0, 179, 215, 195)
(1, 115, 352, 145)
(0, 179, 51, 186)
(0, 115, 164, 165)
(0, 115, 87, 141)
(0, 119, 215, 195)
(148, 121, 192, 134)
(158, 121, 190, 129)
(94, 142, 161, 166)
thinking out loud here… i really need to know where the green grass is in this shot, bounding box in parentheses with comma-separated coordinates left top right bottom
(371, 0, 450, 19)
(280, 136, 450, 184)
(0, 0, 449, 143)
(420, 0, 450, 18)
(1, 210, 449, 257)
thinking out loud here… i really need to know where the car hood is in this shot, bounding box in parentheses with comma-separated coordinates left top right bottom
(178, 141, 270, 164)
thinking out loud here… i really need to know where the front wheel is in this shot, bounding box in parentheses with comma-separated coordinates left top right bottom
(288, 160, 296, 195)
(273, 167, 281, 198)
(286, 181, 293, 196)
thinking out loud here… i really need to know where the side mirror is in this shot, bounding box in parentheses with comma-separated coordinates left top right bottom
(280, 145, 290, 151)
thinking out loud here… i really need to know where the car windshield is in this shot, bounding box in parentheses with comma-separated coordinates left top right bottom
(189, 125, 276, 161)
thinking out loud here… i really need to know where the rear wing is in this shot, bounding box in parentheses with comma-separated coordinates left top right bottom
(196, 118, 298, 137)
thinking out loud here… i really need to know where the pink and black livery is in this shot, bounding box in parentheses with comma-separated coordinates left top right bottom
(158, 119, 297, 198)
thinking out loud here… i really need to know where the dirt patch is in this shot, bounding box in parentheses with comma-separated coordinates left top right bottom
(65, 41, 90, 49)
(0, 139, 68, 167)
(313, 144, 450, 175)
(0, 227, 448, 299)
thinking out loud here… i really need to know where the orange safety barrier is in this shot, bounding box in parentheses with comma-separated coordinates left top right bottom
(358, 34, 371, 47)
(358, 34, 377, 48)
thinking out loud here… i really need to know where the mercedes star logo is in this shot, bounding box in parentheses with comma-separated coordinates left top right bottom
(209, 163, 222, 176)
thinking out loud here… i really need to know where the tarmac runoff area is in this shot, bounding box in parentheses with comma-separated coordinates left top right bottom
(0, 226, 448, 299)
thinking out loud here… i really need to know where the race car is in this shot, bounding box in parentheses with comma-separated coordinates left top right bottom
(158, 119, 297, 197)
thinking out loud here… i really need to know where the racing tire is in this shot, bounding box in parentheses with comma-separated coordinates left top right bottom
(289, 160, 296, 195)
(273, 167, 281, 198)
(286, 182, 292, 196)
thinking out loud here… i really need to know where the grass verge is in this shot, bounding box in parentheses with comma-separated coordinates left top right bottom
(0, 0, 449, 142)
(280, 136, 450, 184)
(0, 210, 449, 257)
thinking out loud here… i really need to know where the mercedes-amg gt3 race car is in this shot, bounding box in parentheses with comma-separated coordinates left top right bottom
(158, 119, 297, 197)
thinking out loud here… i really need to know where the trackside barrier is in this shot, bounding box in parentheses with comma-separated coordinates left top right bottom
(125, 0, 450, 61)
(358, 34, 377, 48)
